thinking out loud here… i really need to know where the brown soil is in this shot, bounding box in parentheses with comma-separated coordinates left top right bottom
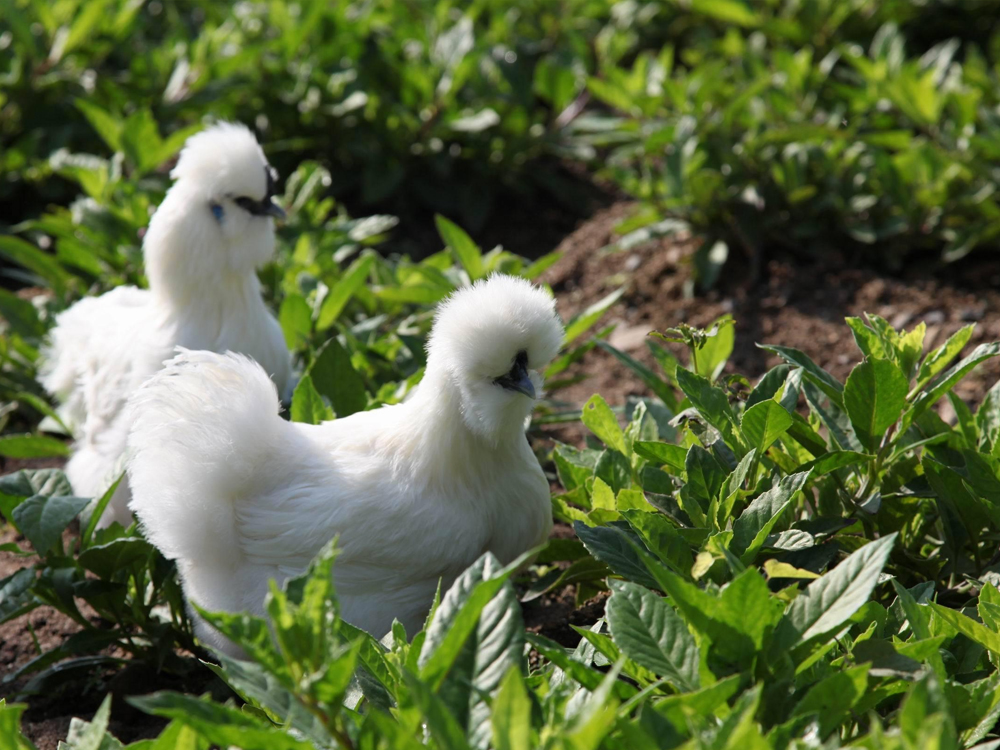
(540, 201, 1000, 443)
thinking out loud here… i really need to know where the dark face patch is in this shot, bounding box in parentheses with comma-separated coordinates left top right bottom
(233, 165, 284, 218)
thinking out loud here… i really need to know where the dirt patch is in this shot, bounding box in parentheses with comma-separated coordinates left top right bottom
(540, 201, 1000, 443)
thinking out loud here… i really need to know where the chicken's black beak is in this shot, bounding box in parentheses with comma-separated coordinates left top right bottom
(262, 199, 286, 220)
(495, 351, 536, 399)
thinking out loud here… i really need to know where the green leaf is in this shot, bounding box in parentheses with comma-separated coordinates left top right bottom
(290, 375, 332, 425)
(621, 510, 692, 575)
(418, 553, 521, 688)
(129, 692, 314, 750)
(929, 603, 1000, 657)
(634, 441, 686, 473)
(0, 236, 70, 295)
(0, 569, 38, 625)
(78, 538, 154, 579)
(317, 254, 375, 330)
(690, 0, 758, 25)
(732, 471, 811, 562)
(278, 293, 312, 350)
(792, 451, 871, 478)
(12, 495, 89, 554)
(564, 289, 625, 346)
(906, 343, 1000, 429)
(491, 668, 531, 750)
(582, 394, 628, 455)
(418, 553, 523, 749)
(779, 534, 897, 646)
(843, 359, 909, 451)
(73, 99, 123, 151)
(740, 400, 794, 453)
(0, 435, 69, 460)
(308, 338, 367, 418)
(0, 700, 37, 750)
(676, 368, 736, 436)
(791, 664, 869, 738)
(574, 522, 660, 590)
(917, 324, 974, 388)
(758, 345, 843, 407)
(60, 694, 120, 750)
(402, 670, 475, 750)
(606, 580, 699, 692)
(695, 315, 734, 381)
(435, 215, 483, 280)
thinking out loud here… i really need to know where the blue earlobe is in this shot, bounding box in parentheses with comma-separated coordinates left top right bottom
(210, 203, 224, 222)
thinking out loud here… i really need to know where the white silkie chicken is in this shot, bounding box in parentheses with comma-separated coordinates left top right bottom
(125, 274, 563, 656)
(40, 122, 292, 528)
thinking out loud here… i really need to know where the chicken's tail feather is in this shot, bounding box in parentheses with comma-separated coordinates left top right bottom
(125, 349, 284, 572)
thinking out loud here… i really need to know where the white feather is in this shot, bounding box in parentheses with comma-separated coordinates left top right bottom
(39, 122, 292, 528)
(125, 274, 564, 655)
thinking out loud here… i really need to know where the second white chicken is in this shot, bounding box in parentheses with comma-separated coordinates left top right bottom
(125, 274, 563, 656)
(40, 122, 292, 528)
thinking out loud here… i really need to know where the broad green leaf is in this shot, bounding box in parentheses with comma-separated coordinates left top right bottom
(574, 522, 660, 590)
(779, 534, 896, 646)
(290, 375, 333, 425)
(758, 344, 843, 406)
(746, 365, 792, 410)
(565, 288, 625, 346)
(606, 580, 699, 692)
(732, 471, 811, 562)
(491, 669, 531, 750)
(0, 700, 36, 750)
(634, 441, 686, 473)
(60, 694, 120, 750)
(929, 603, 1000, 657)
(846, 317, 887, 360)
(12, 494, 89, 554)
(435, 215, 483, 280)
(695, 315, 734, 381)
(129, 692, 314, 750)
(792, 451, 871, 477)
(0, 236, 70, 294)
(278, 293, 312, 350)
(0, 435, 69, 459)
(308, 338, 367, 418)
(621, 510, 692, 574)
(403, 670, 476, 750)
(740, 400, 794, 453)
(917, 324, 974, 388)
(676, 368, 736, 435)
(0, 570, 37, 625)
(78, 538, 154, 579)
(317, 254, 375, 330)
(791, 664, 869, 738)
(691, 0, 758, 25)
(74, 100, 123, 152)
(905, 343, 1000, 429)
(582, 394, 628, 455)
(843, 359, 908, 451)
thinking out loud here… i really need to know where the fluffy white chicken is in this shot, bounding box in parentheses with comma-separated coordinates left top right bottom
(40, 122, 292, 529)
(125, 274, 563, 656)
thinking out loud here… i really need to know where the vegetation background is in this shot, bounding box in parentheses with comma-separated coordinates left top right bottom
(3, 0, 1000, 747)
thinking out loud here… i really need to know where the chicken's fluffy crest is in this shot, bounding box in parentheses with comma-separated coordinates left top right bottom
(427, 274, 564, 441)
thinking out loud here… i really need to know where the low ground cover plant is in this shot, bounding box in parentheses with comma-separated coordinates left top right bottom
(2, 290, 1000, 746)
